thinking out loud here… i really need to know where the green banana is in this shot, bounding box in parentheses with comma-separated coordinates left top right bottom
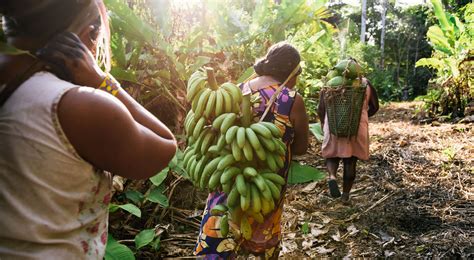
(220, 167, 241, 184)
(220, 87, 233, 113)
(225, 125, 239, 144)
(222, 82, 242, 103)
(193, 158, 206, 185)
(209, 170, 223, 190)
(191, 88, 205, 112)
(222, 181, 232, 193)
(243, 167, 257, 178)
(260, 121, 282, 138)
(258, 136, 276, 152)
(187, 156, 197, 180)
(255, 147, 266, 161)
(186, 114, 197, 136)
(231, 140, 243, 161)
(215, 89, 224, 117)
(266, 152, 278, 171)
(204, 91, 216, 118)
(220, 113, 237, 133)
(236, 127, 246, 148)
(194, 128, 208, 154)
(265, 179, 281, 201)
(216, 134, 226, 150)
(252, 174, 268, 193)
(240, 188, 250, 211)
(250, 123, 272, 139)
(240, 216, 252, 240)
(235, 174, 248, 196)
(242, 140, 254, 161)
(261, 198, 272, 215)
(273, 154, 284, 169)
(208, 145, 219, 154)
(210, 204, 228, 216)
(227, 184, 240, 208)
(200, 130, 215, 154)
(182, 147, 195, 168)
(217, 154, 236, 171)
(274, 138, 286, 156)
(194, 88, 211, 118)
(212, 113, 228, 130)
(245, 127, 262, 151)
(250, 184, 262, 213)
(261, 172, 286, 185)
(220, 215, 229, 237)
(200, 157, 221, 189)
(186, 77, 206, 101)
(192, 117, 206, 140)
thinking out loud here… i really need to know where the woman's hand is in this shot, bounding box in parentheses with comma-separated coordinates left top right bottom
(36, 32, 106, 87)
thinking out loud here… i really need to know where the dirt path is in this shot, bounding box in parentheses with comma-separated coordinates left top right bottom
(280, 102, 473, 258)
(139, 102, 472, 258)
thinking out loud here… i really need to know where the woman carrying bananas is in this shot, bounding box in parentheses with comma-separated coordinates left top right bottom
(317, 60, 379, 203)
(194, 42, 309, 259)
(0, 0, 176, 258)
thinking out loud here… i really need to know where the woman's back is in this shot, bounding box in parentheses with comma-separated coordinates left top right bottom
(0, 72, 111, 259)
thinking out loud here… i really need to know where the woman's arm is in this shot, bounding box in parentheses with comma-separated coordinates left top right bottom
(38, 32, 177, 179)
(58, 88, 176, 179)
(37, 32, 176, 141)
(317, 91, 326, 126)
(367, 81, 379, 117)
(289, 93, 309, 155)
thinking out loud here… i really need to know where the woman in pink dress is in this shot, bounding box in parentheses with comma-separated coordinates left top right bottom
(317, 78, 379, 203)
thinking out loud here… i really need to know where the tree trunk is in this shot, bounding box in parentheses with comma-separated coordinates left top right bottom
(380, 0, 388, 68)
(396, 33, 401, 87)
(413, 37, 419, 77)
(361, 0, 367, 43)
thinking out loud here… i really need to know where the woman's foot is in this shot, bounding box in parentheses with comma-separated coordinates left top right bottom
(341, 193, 350, 205)
(328, 179, 341, 198)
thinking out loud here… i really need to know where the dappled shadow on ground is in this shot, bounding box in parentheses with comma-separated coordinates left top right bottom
(279, 102, 473, 258)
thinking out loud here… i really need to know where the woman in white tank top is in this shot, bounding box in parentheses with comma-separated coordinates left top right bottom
(0, 1, 177, 259)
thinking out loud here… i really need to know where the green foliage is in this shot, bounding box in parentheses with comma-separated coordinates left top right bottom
(109, 203, 141, 218)
(134, 229, 156, 249)
(416, 1, 473, 117)
(288, 161, 326, 184)
(105, 235, 135, 260)
(309, 123, 324, 142)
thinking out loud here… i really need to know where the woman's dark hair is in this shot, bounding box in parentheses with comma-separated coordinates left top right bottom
(254, 42, 301, 83)
(1, 0, 92, 39)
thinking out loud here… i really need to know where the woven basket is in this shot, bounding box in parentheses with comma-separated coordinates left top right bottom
(323, 86, 366, 137)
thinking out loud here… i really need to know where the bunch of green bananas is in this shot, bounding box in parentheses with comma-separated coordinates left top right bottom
(326, 58, 363, 88)
(183, 68, 289, 241)
(186, 69, 242, 119)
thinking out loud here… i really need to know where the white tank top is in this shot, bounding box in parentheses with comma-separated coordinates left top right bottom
(0, 72, 112, 259)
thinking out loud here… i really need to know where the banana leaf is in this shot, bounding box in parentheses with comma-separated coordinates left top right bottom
(288, 161, 326, 184)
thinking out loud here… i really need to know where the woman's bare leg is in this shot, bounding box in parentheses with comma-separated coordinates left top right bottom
(342, 156, 357, 201)
(326, 158, 341, 197)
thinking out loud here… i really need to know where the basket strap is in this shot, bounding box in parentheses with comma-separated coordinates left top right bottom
(259, 64, 301, 122)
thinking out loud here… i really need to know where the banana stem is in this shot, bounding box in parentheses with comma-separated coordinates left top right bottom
(206, 68, 219, 91)
(241, 94, 252, 127)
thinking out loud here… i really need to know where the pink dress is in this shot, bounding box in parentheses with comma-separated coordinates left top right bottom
(322, 87, 371, 161)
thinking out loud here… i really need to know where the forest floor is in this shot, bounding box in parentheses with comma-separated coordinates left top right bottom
(112, 101, 473, 259)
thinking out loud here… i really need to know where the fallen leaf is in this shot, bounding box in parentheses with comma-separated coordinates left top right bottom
(311, 228, 329, 237)
(347, 224, 359, 236)
(302, 240, 313, 249)
(315, 246, 335, 254)
(331, 230, 341, 242)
